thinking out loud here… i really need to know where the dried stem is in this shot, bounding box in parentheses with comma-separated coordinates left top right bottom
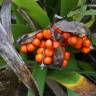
(0, 0, 14, 44)
(0, 12, 40, 96)
(46, 78, 67, 96)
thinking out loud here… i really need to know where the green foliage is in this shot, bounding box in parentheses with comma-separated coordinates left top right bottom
(77, 0, 86, 6)
(91, 33, 96, 46)
(0, 0, 3, 5)
(84, 9, 96, 16)
(60, 0, 78, 16)
(12, 1, 50, 96)
(77, 61, 96, 77)
(85, 16, 95, 28)
(12, 0, 50, 28)
(12, 3, 26, 24)
(67, 1, 96, 28)
(1, 0, 96, 96)
(68, 89, 80, 96)
(45, 0, 60, 21)
(32, 64, 47, 96)
(77, 61, 95, 71)
(66, 54, 78, 70)
(12, 24, 31, 40)
(48, 70, 81, 85)
(47, 55, 80, 85)
(0, 56, 7, 68)
(28, 90, 34, 96)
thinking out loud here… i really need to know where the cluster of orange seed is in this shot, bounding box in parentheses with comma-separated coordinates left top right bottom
(53, 26, 91, 54)
(20, 28, 91, 67)
(20, 30, 60, 65)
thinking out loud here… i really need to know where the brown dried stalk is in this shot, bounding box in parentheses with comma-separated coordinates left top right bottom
(0, 0, 14, 44)
(0, 0, 40, 96)
(46, 78, 67, 96)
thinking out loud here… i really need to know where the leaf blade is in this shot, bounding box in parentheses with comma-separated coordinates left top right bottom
(32, 64, 47, 96)
(12, 0, 50, 28)
(60, 0, 78, 16)
(68, 89, 80, 96)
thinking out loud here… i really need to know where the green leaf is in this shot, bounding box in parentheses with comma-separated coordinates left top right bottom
(85, 16, 95, 28)
(32, 64, 47, 96)
(77, 0, 86, 6)
(27, 90, 34, 96)
(45, 0, 60, 21)
(0, 56, 6, 68)
(47, 54, 81, 89)
(12, 3, 26, 24)
(77, 61, 95, 72)
(91, 33, 96, 46)
(12, 24, 31, 40)
(0, 0, 3, 5)
(80, 5, 87, 16)
(84, 9, 96, 16)
(66, 54, 78, 70)
(67, 9, 83, 21)
(12, 0, 50, 28)
(60, 0, 78, 16)
(78, 71, 96, 76)
(47, 54, 79, 84)
(68, 89, 80, 96)
(48, 71, 81, 85)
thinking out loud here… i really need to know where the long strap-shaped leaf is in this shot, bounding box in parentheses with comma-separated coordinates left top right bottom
(60, 0, 78, 16)
(12, 0, 50, 28)
(0, 0, 14, 44)
(17, 8, 36, 30)
(0, 22, 40, 96)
